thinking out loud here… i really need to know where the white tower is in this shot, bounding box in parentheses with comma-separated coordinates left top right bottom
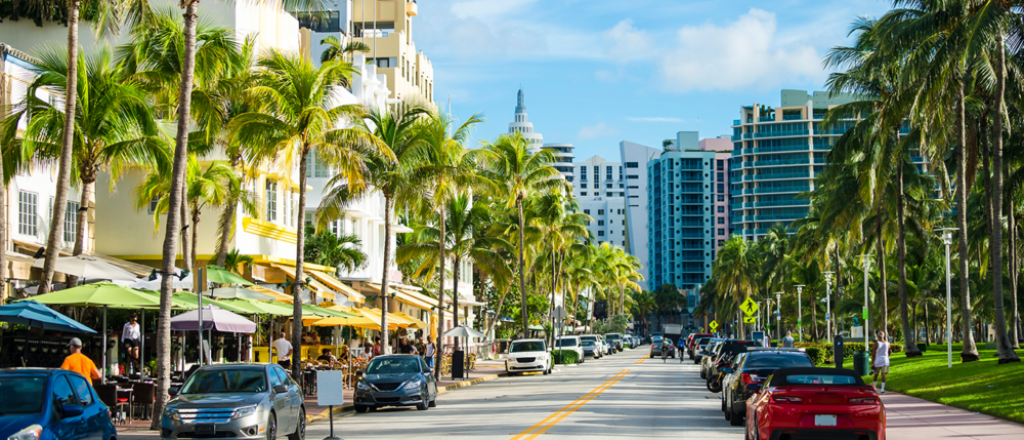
(508, 88, 543, 152)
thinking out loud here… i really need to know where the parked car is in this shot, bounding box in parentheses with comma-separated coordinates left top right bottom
(721, 349, 813, 426)
(704, 340, 761, 391)
(579, 335, 603, 359)
(162, 363, 304, 440)
(0, 368, 117, 440)
(745, 367, 885, 440)
(354, 354, 438, 413)
(700, 341, 725, 379)
(605, 333, 625, 352)
(688, 333, 713, 359)
(505, 339, 553, 375)
(693, 337, 716, 364)
(597, 335, 613, 355)
(555, 336, 585, 364)
(649, 336, 675, 358)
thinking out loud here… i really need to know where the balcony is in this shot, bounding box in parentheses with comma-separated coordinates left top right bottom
(759, 117, 775, 122)
(742, 174, 754, 182)
(730, 189, 744, 197)
(742, 229, 755, 235)
(733, 119, 742, 125)
(755, 129, 810, 138)
(755, 172, 811, 181)
(743, 188, 754, 195)
(743, 148, 754, 155)
(783, 114, 804, 121)
(744, 202, 755, 208)
(743, 133, 754, 140)
(753, 145, 810, 154)
(732, 134, 741, 141)
(755, 213, 803, 221)
(755, 185, 810, 194)
(755, 199, 809, 208)
(730, 161, 743, 170)
(752, 158, 810, 167)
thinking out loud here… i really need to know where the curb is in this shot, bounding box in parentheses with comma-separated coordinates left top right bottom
(307, 371, 508, 424)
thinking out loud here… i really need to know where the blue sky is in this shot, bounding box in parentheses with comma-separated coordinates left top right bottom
(413, 0, 892, 160)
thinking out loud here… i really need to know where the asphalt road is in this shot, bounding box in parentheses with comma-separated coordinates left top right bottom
(121, 348, 744, 439)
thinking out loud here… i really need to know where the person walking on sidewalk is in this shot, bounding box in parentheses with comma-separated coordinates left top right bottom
(121, 313, 141, 371)
(872, 331, 892, 394)
(61, 338, 102, 385)
(783, 331, 795, 348)
(273, 331, 293, 370)
(424, 338, 436, 370)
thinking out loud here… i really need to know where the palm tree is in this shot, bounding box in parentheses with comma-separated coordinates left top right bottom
(316, 100, 425, 354)
(319, 35, 371, 64)
(230, 50, 386, 379)
(184, 160, 244, 269)
(303, 224, 368, 272)
(712, 236, 757, 338)
(480, 133, 565, 336)
(223, 249, 254, 275)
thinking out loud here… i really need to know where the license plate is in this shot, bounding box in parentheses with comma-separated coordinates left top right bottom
(195, 424, 216, 435)
(814, 415, 837, 427)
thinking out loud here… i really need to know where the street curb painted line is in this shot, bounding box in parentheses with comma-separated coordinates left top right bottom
(307, 372, 509, 424)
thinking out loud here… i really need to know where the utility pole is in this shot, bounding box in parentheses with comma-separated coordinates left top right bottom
(857, 255, 873, 348)
(823, 272, 834, 344)
(795, 284, 805, 342)
(937, 228, 956, 368)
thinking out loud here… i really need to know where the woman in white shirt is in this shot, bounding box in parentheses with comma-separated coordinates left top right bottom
(121, 313, 141, 370)
(872, 331, 891, 394)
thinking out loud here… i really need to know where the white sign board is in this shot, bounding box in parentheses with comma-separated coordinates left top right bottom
(316, 370, 346, 406)
(851, 326, 864, 338)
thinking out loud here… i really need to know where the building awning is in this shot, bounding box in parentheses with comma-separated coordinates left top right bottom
(249, 285, 295, 303)
(444, 296, 485, 307)
(365, 282, 436, 312)
(307, 269, 365, 303)
(269, 263, 336, 300)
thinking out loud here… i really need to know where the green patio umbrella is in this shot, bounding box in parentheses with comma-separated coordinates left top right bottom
(203, 265, 254, 286)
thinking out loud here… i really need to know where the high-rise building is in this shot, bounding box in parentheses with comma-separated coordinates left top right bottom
(698, 136, 734, 253)
(620, 141, 662, 282)
(546, 143, 575, 181)
(645, 132, 716, 291)
(508, 88, 544, 152)
(572, 156, 627, 247)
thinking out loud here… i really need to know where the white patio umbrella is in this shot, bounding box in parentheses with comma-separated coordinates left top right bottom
(33, 256, 137, 281)
(131, 273, 194, 290)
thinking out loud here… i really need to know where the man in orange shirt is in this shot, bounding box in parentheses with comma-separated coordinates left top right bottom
(61, 338, 102, 384)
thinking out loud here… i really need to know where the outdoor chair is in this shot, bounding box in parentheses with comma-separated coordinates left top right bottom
(132, 382, 155, 421)
(94, 384, 130, 425)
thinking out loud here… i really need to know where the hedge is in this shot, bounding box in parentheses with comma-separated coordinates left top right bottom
(794, 341, 904, 365)
(552, 350, 579, 365)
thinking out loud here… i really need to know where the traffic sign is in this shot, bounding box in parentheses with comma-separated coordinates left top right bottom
(825, 313, 830, 322)
(743, 316, 756, 324)
(709, 320, 719, 331)
(741, 298, 759, 316)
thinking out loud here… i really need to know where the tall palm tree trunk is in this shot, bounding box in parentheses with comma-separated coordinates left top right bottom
(215, 155, 242, 266)
(897, 162, 921, 357)
(549, 248, 557, 349)
(956, 90, 980, 362)
(68, 173, 95, 288)
(517, 199, 527, 337)
(434, 207, 446, 379)
(453, 255, 462, 353)
(1009, 188, 1020, 349)
(151, 1, 199, 428)
(380, 196, 393, 354)
(292, 148, 311, 379)
(180, 186, 192, 271)
(990, 36, 1019, 363)
(38, 0, 82, 294)
(190, 208, 200, 271)
(876, 206, 888, 334)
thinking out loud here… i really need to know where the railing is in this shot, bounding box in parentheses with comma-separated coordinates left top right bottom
(755, 186, 810, 194)
(743, 133, 754, 139)
(759, 116, 775, 122)
(730, 189, 744, 197)
(743, 188, 755, 195)
(783, 114, 804, 120)
(755, 213, 804, 221)
(732, 134, 742, 141)
(743, 148, 754, 154)
(752, 158, 810, 167)
(755, 172, 811, 181)
(730, 161, 743, 169)
(733, 119, 742, 125)
(742, 174, 754, 182)
(755, 199, 809, 208)
(755, 129, 809, 138)
(742, 229, 755, 235)
(744, 202, 755, 208)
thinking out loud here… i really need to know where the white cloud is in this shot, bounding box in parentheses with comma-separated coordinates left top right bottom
(577, 122, 620, 140)
(658, 8, 824, 92)
(602, 19, 654, 63)
(626, 116, 686, 123)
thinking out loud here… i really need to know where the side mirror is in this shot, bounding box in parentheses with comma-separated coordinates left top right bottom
(273, 384, 288, 394)
(168, 387, 179, 397)
(61, 404, 84, 418)
(720, 367, 733, 374)
(356, 369, 364, 377)
(745, 384, 760, 393)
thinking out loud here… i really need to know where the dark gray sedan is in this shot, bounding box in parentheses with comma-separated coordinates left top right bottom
(161, 363, 304, 440)
(354, 354, 438, 413)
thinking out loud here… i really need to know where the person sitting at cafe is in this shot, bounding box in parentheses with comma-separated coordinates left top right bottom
(317, 348, 336, 363)
(338, 346, 350, 362)
(309, 331, 321, 345)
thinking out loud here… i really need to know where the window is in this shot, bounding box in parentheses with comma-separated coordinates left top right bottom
(598, 209, 604, 215)
(307, 150, 331, 178)
(583, 209, 591, 215)
(598, 231, 605, 236)
(581, 192, 587, 196)
(627, 175, 639, 179)
(630, 195, 639, 198)
(626, 162, 639, 168)
(296, 11, 341, 32)
(580, 184, 587, 189)
(147, 197, 159, 215)
(718, 228, 726, 235)
(719, 240, 725, 247)
(718, 206, 725, 213)
(598, 220, 605, 226)
(305, 212, 314, 229)
(266, 180, 278, 222)
(64, 201, 79, 243)
(67, 375, 94, 407)
(717, 195, 725, 202)
(628, 185, 639, 189)
(376, 58, 393, 68)
(291, 200, 299, 227)
(18, 191, 37, 236)
(606, 192, 614, 197)
(51, 376, 75, 408)
(718, 218, 725, 224)
(718, 184, 725, 193)
(717, 160, 724, 170)
(606, 184, 613, 189)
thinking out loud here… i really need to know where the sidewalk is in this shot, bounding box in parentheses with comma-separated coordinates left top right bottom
(884, 392, 1024, 439)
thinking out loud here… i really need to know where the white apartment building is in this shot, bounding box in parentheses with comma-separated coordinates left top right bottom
(619, 141, 661, 282)
(572, 156, 627, 247)
(545, 143, 575, 181)
(508, 88, 543, 152)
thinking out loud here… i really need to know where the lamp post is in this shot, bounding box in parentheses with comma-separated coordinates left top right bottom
(823, 271, 835, 344)
(795, 284, 805, 342)
(857, 255, 873, 348)
(775, 292, 782, 341)
(936, 227, 956, 368)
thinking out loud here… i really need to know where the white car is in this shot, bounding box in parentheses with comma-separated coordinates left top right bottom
(579, 335, 603, 359)
(505, 339, 553, 375)
(555, 336, 585, 364)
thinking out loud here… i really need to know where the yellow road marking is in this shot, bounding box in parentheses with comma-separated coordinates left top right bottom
(510, 369, 630, 440)
(634, 354, 649, 364)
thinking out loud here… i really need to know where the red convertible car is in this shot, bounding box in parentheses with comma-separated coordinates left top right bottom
(745, 367, 885, 440)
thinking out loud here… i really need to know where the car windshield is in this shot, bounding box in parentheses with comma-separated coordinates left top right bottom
(511, 341, 545, 352)
(0, 376, 46, 414)
(366, 358, 421, 374)
(580, 336, 597, 342)
(605, 334, 621, 340)
(745, 355, 814, 369)
(786, 374, 857, 385)
(582, 340, 596, 347)
(556, 338, 578, 347)
(181, 369, 266, 394)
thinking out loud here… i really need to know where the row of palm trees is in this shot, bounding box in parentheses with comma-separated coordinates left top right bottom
(1, 7, 647, 427)
(705, 0, 1024, 365)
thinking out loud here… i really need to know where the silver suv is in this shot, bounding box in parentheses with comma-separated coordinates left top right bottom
(161, 363, 304, 440)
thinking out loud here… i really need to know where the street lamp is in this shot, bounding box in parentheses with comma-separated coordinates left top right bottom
(794, 284, 805, 342)
(775, 292, 782, 341)
(857, 255, 873, 348)
(823, 271, 835, 344)
(936, 227, 956, 368)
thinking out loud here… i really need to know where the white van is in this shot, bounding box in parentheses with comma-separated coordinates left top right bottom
(555, 336, 585, 364)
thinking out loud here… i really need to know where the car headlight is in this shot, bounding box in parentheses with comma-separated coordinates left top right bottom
(8, 424, 42, 440)
(166, 408, 181, 422)
(401, 379, 423, 390)
(232, 406, 256, 419)
(537, 354, 547, 360)
(356, 381, 373, 391)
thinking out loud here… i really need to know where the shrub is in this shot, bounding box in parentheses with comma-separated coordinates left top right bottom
(552, 350, 579, 365)
(804, 347, 826, 365)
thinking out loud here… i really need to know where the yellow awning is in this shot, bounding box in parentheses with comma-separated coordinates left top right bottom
(369, 308, 415, 328)
(308, 270, 365, 303)
(270, 264, 335, 300)
(250, 285, 296, 303)
(365, 282, 436, 311)
(393, 311, 429, 329)
(310, 306, 398, 330)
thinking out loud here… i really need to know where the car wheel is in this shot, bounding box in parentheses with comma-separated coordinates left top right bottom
(288, 407, 305, 440)
(265, 412, 277, 440)
(354, 405, 369, 413)
(429, 397, 437, 408)
(416, 399, 429, 411)
(701, 369, 706, 379)
(722, 391, 727, 412)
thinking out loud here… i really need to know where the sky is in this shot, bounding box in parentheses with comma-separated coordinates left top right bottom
(412, 0, 893, 161)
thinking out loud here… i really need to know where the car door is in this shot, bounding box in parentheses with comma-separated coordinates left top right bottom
(49, 374, 87, 440)
(67, 375, 104, 440)
(421, 358, 437, 400)
(269, 366, 295, 434)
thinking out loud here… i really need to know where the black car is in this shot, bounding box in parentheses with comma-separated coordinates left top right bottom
(355, 355, 438, 412)
(692, 337, 718, 364)
(719, 349, 814, 426)
(704, 340, 761, 392)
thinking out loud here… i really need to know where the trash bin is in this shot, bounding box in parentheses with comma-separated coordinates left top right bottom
(451, 350, 465, 379)
(852, 350, 870, 376)
(916, 342, 927, 352)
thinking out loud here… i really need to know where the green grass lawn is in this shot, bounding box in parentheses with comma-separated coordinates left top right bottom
(839, 343, 1024, 424)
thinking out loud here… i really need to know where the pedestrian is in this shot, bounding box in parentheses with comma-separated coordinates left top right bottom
(272, 331, 293, 370)
(872, 331, 891, 394)
(317, 348, 337, 363)
(121, 313, 141, 370)
(61, 338, 102, 385)
(424, 338, 436, 370)
(373, 337, 382, 357)
(782, 331, 795, 348)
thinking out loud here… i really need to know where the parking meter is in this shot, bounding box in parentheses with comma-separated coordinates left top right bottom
(833, 334, 844, 369)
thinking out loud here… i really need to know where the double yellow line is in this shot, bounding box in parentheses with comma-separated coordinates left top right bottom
(510, 369, 631, 440)
(634, 354, 649, 364)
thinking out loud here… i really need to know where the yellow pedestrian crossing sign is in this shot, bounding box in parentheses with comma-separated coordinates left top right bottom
(709, 320, 718, 331)
(743, 316, 757, 324)
(741, 298, 759, 316)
